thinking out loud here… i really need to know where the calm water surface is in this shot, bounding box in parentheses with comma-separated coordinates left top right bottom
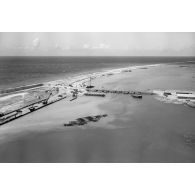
(0, 57, 195, 162)
(1, 56, 194, 89)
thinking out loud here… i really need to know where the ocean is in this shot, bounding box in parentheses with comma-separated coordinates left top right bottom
(1, 56, 195, 89)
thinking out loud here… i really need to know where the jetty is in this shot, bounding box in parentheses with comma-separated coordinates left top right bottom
(86, 88, 154, 95)
(0, 94, 67, 126)
(84, 93, 105, 97)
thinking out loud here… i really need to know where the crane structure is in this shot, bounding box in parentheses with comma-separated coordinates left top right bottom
(42, 91, 53, 105)
(86, 77, 95, 89)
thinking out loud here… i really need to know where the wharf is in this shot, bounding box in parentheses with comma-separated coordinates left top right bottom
(86, 88, 154, 95)
(0, 95, 67, 126)
(84, 93, 105, 97)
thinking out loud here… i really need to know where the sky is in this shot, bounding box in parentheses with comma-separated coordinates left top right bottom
(0, 32, 195, 56)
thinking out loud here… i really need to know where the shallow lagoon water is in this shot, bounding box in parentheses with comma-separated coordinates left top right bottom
(0, 63, 195, 162)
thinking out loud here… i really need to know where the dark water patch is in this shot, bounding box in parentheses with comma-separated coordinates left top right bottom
(1, 56, 195, 89)
(64, 114, 108, 127)
(0, 97, 195, 163)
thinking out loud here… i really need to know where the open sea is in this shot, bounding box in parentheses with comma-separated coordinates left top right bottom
(1, 56, 195, 89)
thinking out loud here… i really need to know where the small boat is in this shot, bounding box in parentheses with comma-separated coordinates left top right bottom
(186, 101, 195, 108)
(29, 107, 36, 112)
(122, 69, 132, 72)
(163, 92, 172, 97)
(131, 93, 142, 99)
(86, 85, 94, 89)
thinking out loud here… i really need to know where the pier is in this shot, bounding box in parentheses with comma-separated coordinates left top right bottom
(0, 95, 67, 126)
(86, 88, 154, 95)
(84, 93, 105, 97)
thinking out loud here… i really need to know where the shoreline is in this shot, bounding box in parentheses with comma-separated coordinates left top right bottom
(0, 63, 159, 100)
(1, 59, 192, 97)
(0, 63, 162, 129)
(0, 61, 195, 120)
